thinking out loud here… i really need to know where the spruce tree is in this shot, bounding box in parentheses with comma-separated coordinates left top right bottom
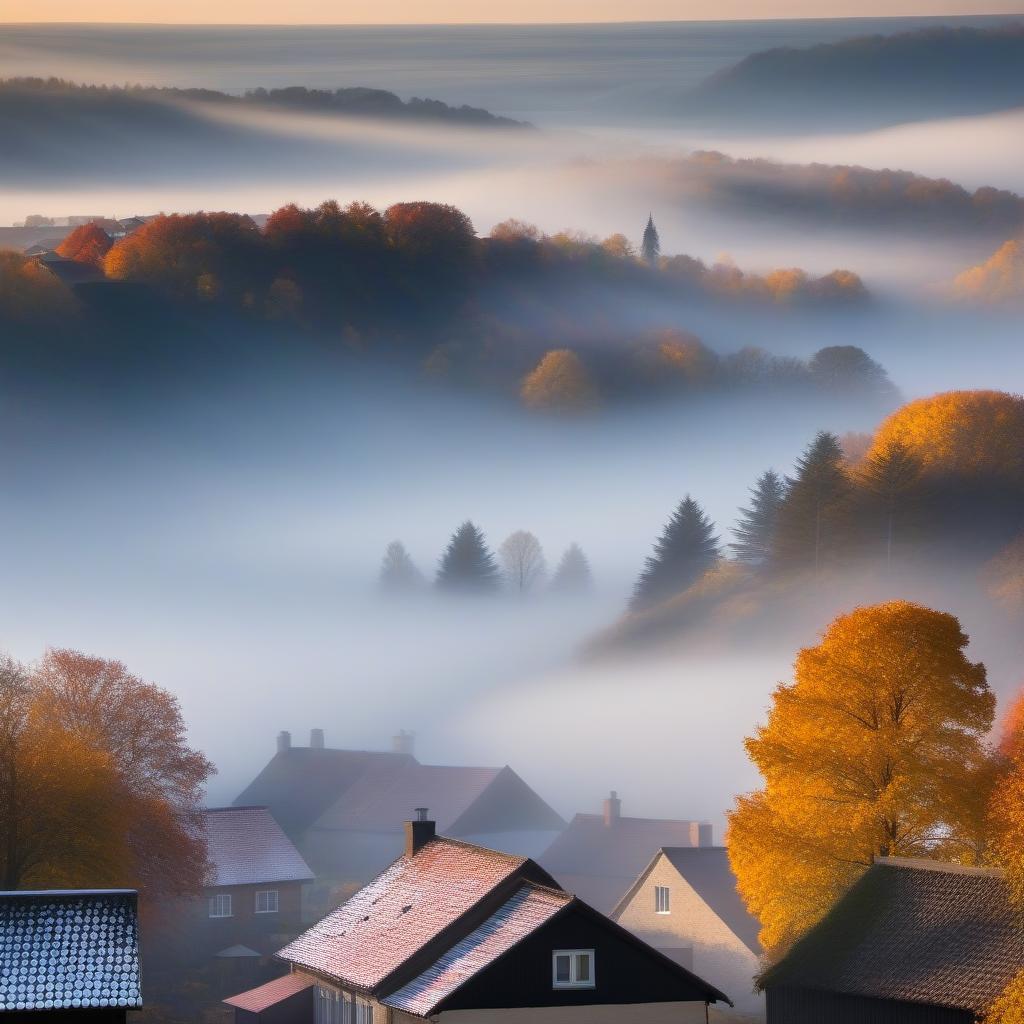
(773, 431, 851, 572)
(857, 440, 922, 565)
(631, 496, 720, 611)
(379, 541, 423, 594)
(641, 214, 661, 266)
(435, 521, 502, 593)
(549, 543, 593, 595)
(731, 470, 786, 565)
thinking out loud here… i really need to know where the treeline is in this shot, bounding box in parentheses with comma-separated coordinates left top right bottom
(952, 237, 1024, 305)
(380, 525, 593, 599)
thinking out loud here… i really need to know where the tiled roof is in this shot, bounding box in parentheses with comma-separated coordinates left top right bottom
(0, 890, 141, 1012)
(278, 837, 533, 991)
(384, 884, 571, 1016)
(540, 814, 707, 912)
(224, 972, 314, 1011)
(760, 858, 1024, 1014)
(204, 806, 315, 887)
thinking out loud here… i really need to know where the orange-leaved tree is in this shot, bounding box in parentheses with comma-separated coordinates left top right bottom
(56, 222, 113, 268)
(521, 349, 599, 413)
(727, 601, 995, 956)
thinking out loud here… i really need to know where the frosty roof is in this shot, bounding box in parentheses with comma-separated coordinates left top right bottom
(204, 806, 315, 887)
(0, 889, 142, 1013)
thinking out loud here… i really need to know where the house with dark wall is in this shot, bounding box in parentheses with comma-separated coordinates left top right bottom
(224, 811, 730, 1024)
(0, 889, 142, 1022)
(611, 847, 763, 1015)
(760, 857, 1024, 1024)
(539, 792, 713, 913)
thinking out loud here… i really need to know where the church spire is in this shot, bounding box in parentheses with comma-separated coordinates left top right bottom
(641, 213, 660, 265)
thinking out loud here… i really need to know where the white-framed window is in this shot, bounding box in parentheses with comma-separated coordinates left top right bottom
(655, 884, 671, 914)
(255, 889, 279, 914)
(315, 987, 373, 1024)
(208, 893, 232, 918)
(552, 949, 595, 989)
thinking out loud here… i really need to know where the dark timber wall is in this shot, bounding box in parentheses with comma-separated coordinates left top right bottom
(766, 987, 975, 1024)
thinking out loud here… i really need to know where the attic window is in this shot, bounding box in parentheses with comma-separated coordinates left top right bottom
(553, 950, 595, 989)
(655, 885, 671, 914)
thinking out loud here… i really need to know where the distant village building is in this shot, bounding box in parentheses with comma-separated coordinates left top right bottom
(760, 857, 1024, 1024)
(611, 847, 762, 1015)
(539, 792, 713, 913)
(234, 730, 565, 910)
(224, 811, 730, 1024)
(0, 889, 142, 1021)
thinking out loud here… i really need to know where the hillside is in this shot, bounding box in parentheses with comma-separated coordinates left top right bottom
(681, 24, 1024, 130)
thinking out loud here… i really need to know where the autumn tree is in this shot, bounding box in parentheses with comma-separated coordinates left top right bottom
(986, 970, 1024, 1024)
(379, 540, 424, 594)
(952, 239, 1024, 305)
(499, 531, 547, 595)
(550, 543, 594, 595)
(989, 690, 1024, 904)
(632, 496, 720, 611)
(521, 349, 599, 412)
(731, 470, 786, 565)
(727, 602, 994, 954)
(56, 222, 113, 268)
(0, 251, 76, 323)
(436, 521, 502, 593)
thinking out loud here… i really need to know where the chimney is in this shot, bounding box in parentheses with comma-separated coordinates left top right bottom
(690, 822, 713, 847)
(392, 729, 415, 756)
(603, 790, 621, 827)
(405, 807, 435, 857)
(277, 730, 291, 753)
(310, 728, 325, 750)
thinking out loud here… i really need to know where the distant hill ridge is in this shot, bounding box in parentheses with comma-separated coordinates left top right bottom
(683, 23, 1024, 130)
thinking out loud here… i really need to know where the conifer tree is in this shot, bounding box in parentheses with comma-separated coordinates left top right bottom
(549, 543, 593, 595)
(641, 214, 661, 265)
(773, 431, 851, 572)
(856, 440, 923, 565)
(379, 541, 423, 594)
(731, 470, 786, 565)
(436, 521, 502, 593)
(631, 496, 720, 611)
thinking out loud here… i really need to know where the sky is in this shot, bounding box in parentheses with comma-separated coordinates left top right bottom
(2, 0, 1022, 23)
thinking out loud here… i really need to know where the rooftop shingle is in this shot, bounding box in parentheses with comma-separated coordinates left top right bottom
(223, 972, 314, 1011)
(204, 806, 314, 887)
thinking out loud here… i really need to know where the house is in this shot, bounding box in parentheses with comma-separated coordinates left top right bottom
(760, 856, 1024, 1024)
(34, 253, 106, 287)
(234, 730, 566, 907)
(0, 889, 142, 1021)
(224, 811, 730, 1023)
(539, 792, 713, 913)
(611, 847, 763, 1015)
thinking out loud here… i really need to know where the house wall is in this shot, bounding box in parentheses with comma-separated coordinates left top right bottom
(765, 987, 975, 1024)
(438, 1004, 706, 1024)
(615, 857, 762, 1016)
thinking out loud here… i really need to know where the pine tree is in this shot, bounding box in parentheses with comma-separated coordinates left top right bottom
(379, 540, 423, 594)
(631, 496, 720, 611)
(435, 521, 502, 593)
(549, 543, 593, 595)
(731, 470, 786, 565)
(856, 440, 923, 566)
(641, 214, 660, 266)
(773, 431, 851, 572)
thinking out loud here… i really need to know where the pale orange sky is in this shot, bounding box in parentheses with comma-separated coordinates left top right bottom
(2, 0, 1022, 22)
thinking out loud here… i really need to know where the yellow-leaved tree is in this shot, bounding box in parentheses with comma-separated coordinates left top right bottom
(521, 348, 599, 412)
(727, 601, 995, 956)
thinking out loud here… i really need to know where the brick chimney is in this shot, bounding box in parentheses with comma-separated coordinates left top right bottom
(277, 730, 291, 753)
(690, 822, 713, 847)
(393, 729, 415, 755)
(603, 790, 621, 826)
(405, 807, 435, 857)
(310, 728, 325, 750)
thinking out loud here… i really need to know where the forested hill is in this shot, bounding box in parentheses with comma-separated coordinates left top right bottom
(680, 24, 1024, 130)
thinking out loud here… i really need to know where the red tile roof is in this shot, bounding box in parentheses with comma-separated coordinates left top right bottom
(278, 837, 531, 991)
(223, 972, 314, 1011)
(204, 807, 314, 887)
(383, 884, 571, 1016)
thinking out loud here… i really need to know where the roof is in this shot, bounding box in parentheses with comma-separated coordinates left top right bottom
(540, 814, 708, 913)
(203, 806, 315, 887)
(760, 857, 1024, 1014)
(384, 883, 572, 1016)
(613, 848, 761, 954)
(217, 944, 263, 958)
(0, 889, 142, 1012)
(224, 972, 314, 1011)
(278, 836, 544, 991)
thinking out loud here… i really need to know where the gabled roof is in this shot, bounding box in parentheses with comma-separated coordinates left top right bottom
(204, 806, 314, 887)
(0, 889, 142, 1012)
(278, 836, 552, 992)
(760, 857, 1024, 1015)
(540, 814, 708, 913)
(612, 847, 761, 954)
(224, 972, 314, 1011)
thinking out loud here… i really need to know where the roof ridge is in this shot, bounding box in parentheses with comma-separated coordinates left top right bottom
(875, 856, 1006, 878)
(0, 889, 138, 897)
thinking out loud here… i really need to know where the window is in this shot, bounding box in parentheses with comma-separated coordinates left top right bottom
(255, 890, 279, 914)
(208, 893, 232, 918)
(655, 885, 671, 914)
(315, 987, 373, 1024)
(552, 950, 595, 989)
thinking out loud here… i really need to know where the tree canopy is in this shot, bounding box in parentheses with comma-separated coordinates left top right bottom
(436, 521, 502, 593)
(550, 543, 594, 595)
(731, 469, 786, 565)
(520, 349, 599, 413)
